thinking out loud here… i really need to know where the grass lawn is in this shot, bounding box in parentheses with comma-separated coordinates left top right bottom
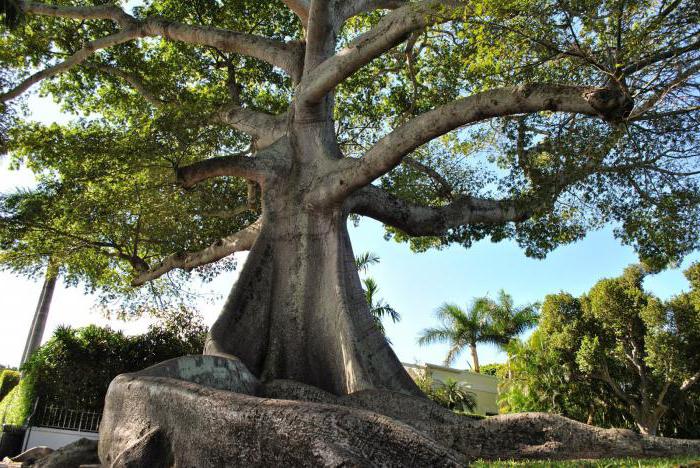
(470, 457, 699, 467)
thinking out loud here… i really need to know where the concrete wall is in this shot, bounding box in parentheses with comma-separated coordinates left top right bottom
(23, 427, 98, 451)
(404, 362, 500, 415)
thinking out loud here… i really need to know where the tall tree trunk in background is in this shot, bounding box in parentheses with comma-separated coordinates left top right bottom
(20, 262, 58, 367)
(470, 343, 480, 373)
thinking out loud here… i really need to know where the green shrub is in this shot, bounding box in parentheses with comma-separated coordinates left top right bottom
(0, 377, 35, 426)
(0, 370, 19, 401)
(21, 307, 207, 413)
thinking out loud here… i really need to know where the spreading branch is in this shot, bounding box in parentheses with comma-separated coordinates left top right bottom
(131, 219, 262, 286)
(298, 0, 468, 105)
(0, 29, 139, 103)
(346, 185, 531, 237)
(14, 1, 304, 84)
(338, 0, 408, 23)
(176, 139, 290, 188)
(213, 104, 288, 149)
(319, 84, 632, 202)
(282, 0, 309, 25)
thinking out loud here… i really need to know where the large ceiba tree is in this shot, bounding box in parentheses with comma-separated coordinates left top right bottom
(1, 0, 699, 401)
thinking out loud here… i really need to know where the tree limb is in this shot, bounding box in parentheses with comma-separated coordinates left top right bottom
(298, 0, 468, 105)
(18, 1, 304, 78)
(337, 0, 408, 25)
(131, 219, 262, 286)
(320, 84, 632, 202)
(20, 1, 137, 27)
(281, 0, 309, 25)
(346, 185, 532, 236)
(0, 29, 139, 103)
(176, 139, 290, 188)
(213, 103, 288, 149)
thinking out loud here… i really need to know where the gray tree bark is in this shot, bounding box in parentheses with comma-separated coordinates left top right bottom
(20, 262, 57, 367)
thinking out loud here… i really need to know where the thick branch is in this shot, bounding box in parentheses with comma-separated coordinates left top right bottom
(131, 219, 261, 286)
(346, 185, 531, 236)
(322, 84, 632, 201)
(282, 0, 309, 25)
(0, 29, 138, 103)
(339, 0, 408, 23)
(176, 139, 289, 188)
(19, 2, 304, 78)
(20, 1, 136, 27)
(299, 0, 467, 104)
(213, 104, 288, 149)
(139, 19, 303, 78)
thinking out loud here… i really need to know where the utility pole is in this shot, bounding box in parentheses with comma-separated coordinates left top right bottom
(19, 262, 58, 367)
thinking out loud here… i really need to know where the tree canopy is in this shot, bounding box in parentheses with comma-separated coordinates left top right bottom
(0, 0, 698, 297)
(500, 263, 700, 437)
(0, 0, 699, 398)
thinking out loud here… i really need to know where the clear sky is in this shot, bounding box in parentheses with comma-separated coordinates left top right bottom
(1, 84, 698, 372)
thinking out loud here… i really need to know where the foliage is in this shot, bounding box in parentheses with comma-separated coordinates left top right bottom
(411, 372, 477, 414)
(500, 264, 700, 436)
(0, 376, 34, 426)
(479, 363, 503, 377)
(0, 0, 697, 305)
(355, 252, 400, 336)
(4, 306, 207, 415)
(0, 369, 19, 401)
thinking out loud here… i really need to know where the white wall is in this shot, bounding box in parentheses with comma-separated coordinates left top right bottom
(23, 427, 98, 451)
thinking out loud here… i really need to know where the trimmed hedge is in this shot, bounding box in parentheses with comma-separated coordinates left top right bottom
(0, 370, 19, 401)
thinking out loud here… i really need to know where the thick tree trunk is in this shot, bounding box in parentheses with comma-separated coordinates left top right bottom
(469, 343, 480, 374)
(204, 197, 420, 396)
(20, 263, 57, 367)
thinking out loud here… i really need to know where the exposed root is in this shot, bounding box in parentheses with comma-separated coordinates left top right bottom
(100, 372, 700, 466)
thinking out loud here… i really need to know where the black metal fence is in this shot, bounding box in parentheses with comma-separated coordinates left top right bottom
(32, 405, 101, 433)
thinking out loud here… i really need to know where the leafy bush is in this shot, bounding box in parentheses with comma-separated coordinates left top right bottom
(0, 377, 35, 426)
(18, 306, 207, 413)
(0, 370, 19, 401)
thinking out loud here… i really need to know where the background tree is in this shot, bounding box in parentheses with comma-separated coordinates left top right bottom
(501, 264, 700, 436)
(418, 299, 500, 373)
(0, 0, 699, 401)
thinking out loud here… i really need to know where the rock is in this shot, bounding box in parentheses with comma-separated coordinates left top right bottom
(132, 354, 260, 395)
(33, 439, 98, 468)
(9, 446, 53, 465)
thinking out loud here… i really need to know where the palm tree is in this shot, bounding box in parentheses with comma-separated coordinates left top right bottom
(488, 290, 539, 347)
(418, 299, 499, 373)
(363, 277, 400, 335)
(354, 252, 400, 336)
(418, 292, 539, 374)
